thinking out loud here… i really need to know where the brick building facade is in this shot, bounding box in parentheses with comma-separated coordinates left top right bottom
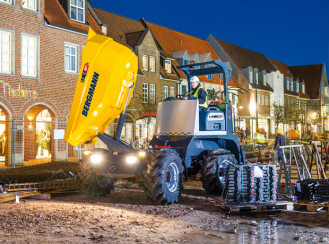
(0, 0, 102, 165)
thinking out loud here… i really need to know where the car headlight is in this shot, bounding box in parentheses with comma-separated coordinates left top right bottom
(90, 154, 103, 164)
(84, 151, 91, 156)
(126, 156, 138, 165)
(138, 151, 146, 157)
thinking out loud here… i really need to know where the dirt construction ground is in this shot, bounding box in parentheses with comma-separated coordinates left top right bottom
(0, 181, 329, 243)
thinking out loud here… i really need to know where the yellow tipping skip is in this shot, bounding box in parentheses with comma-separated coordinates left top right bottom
(64, 28, 138, 146)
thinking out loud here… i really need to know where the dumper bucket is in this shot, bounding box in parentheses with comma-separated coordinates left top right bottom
(64, 28, 138, 146)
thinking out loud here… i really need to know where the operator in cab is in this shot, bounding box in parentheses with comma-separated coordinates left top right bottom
(189, 76, 208, 115)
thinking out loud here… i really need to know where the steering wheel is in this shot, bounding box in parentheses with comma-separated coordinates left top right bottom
(176, 94, 185, 100)
(176, 93, 196, 100)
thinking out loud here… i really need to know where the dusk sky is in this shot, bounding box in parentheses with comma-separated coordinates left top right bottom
(90, 0, 329, 74)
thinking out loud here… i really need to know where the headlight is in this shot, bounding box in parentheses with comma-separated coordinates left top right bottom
(90, 154, 103, 164)
(84, 151, 91, 156)
(138, 151, 146, 157)
(126, 156, 138, 165)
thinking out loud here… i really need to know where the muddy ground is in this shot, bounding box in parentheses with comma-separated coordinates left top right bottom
(0, 181, 328, 243)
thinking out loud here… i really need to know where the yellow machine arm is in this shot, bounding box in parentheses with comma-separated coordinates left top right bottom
(64, 28, 138, 146)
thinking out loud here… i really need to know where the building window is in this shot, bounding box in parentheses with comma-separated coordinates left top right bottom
(286, 80, 289, 90)
(70, 0, 85, 23)
(261, 95, 264, 105)
(163, 86, 168, 100)
(165, 60, 171, 73)
(290, 81, 294, 91)
(150, 84, 155, 104)
(21, 34, 38, 77)
(182, 85, 187, 95)
(65, 44, 78, 73)
(143, 83, 148, 103)
(170, 86, 175, 97)
(142, 55, 148, 71)
(0, 0, 12, 4)
(257, 94, 260, 105)
(265, 95, 268, 106)
(22, 0, 38, 11)
(149, 56, 155, 72)
(0, 30, 12, 74)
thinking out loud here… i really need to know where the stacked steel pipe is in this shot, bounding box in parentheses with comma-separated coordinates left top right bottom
(222, 164, 277, 203)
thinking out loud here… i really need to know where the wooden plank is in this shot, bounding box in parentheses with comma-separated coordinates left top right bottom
(0, 191, 42, 203)
(294, 201, 328, 212)
(218, 201, 293, 213)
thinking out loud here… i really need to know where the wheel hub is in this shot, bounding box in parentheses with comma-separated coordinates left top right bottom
(166, 162, 179, 192)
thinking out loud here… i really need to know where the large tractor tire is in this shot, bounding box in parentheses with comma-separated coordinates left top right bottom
(143, 149, 184, 204)
(77, 148, 114, 196)
(200, 148, 237, 195)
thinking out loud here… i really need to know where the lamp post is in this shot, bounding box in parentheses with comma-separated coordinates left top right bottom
(256, 81, 259, 128)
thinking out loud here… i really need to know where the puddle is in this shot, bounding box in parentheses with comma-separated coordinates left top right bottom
(210, 219, 329, 244)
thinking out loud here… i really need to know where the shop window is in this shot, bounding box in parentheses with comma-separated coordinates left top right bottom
(142, 55, 148, 71)
(149, 56, 155, 72)
(165, 60, 171, 73)
(70, 0, 85, 23)
(21, 34, 38, 77)
(65, 43, 78, 73)
(22, 0, 38, 11)
(150, 84, 155, 104)
(143, 83, 148, 103)
(163, 86, 168, 100)
(0, 30, 12, 74)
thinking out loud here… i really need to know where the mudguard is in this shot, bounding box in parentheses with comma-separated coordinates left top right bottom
(64, 28, 138, 146)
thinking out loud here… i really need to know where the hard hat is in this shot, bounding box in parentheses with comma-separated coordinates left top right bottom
(277, 129, 282, 134)
(190, 76, 199, 83)
(257, 127, 261, 131)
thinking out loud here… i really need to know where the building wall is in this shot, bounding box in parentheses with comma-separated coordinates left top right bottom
(0, 0, 90, 164)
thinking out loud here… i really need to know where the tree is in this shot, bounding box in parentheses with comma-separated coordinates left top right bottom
(272, 103, 285, 131)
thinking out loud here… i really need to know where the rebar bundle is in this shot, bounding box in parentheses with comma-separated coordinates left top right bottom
(222, 163, 277, 203)
(295, 179, 329, 202)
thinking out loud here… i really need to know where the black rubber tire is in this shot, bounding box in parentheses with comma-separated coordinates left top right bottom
(77, 149, 114, 196)
(200, 148, 237, 195)
(143, 149, 184, 204)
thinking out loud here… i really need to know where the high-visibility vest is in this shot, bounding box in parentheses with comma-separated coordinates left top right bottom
(255, 132, 266, 144)
(190, 87, 208, 108)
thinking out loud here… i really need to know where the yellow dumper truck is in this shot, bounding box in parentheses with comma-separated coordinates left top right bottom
(65, 28, 146, 195)
(66, 28, 244, 204)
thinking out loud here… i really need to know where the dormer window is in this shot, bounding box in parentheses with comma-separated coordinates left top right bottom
(165, 60, 171, 73)
(249, 70, 253, 83)
(23, 0, 38, 11)
(70, 0, 85, 23)
(263, 74, 267, 86)
(286, 80, 289, 90)
(290, 80, 293, 91)
(255, 72, 258, 84)
(296, 82, 299, 93)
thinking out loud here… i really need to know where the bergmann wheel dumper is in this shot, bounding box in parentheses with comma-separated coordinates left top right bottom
(65, 28, 245, 203)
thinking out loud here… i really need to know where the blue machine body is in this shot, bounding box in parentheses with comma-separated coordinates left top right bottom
(150, 60, 245, 169)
